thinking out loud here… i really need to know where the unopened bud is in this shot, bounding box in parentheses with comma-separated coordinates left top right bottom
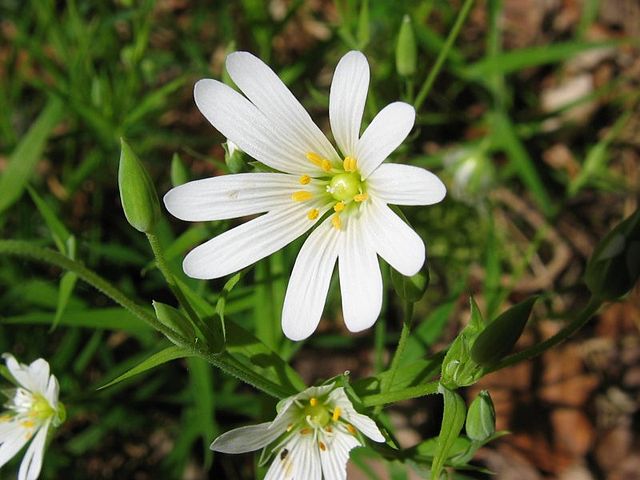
(465, 390, 496, 441)
(224, 140, 245, 173)
(471, 297, 537, 367)
(118, 139, 161, 233)
(585, 209, 640, 300)
(153, 301, 196, 344)
(396, 15, 417, 77)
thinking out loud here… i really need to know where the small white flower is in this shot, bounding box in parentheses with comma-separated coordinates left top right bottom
(211, 383, 384, 480)
(0, 354, 64, 480)
(165, 50, 446, 340)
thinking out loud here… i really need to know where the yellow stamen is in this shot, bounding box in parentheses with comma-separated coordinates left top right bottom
(343, 156, 357, 172)
(309, 397, 318, 407)
(354, 193, 368, 202)
(325, 426, 333, 432)
(292, 191, 313, 202)
(319, 441, 327, 451)
(332, 407, 342, 422)
(333, 201, 345, 212)
(306, 152, 333, 172)
(346, 424, 357, 435)
(299, 175, 311, 185)
(21, 420, 35, 429)
(331, 214, 342, 230)
(286, 423, 294, 432)
(300, 428, 312, 435)
(307, 208, 319, 220)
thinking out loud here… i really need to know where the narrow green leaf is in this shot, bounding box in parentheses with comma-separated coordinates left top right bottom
(52, 271, 78, 331)
(0, 98, 64, 214)
(27, 186, 72, 254)
(356, 0, 370, 49)
(98, 345, 192, 390)
(186, 357, 216, 468)
(431, 386, 467, 479)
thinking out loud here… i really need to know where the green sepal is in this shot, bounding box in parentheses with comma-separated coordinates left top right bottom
(585, 208, 640, 300)
(118, 138, 161, 233)
(390, 264, 429, 303)
(470, 296, 537, 367)
(223, 141, 246, 173)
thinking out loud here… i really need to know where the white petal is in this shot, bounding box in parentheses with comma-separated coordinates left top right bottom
(0, 422, 31, 469)
(183, 202, 323, 279)
(338, 218, 382, 332)
(328, 389, 385, 443)
(210, 422, 285, 454)
(361, 200, 425, 276)
(329, 51, 370, 158)
(266, 434, 321, 480)
(355, 102, 415, 179)
(3, 354, 36, 392)
(367, 163, 446, 206)
(164, 173, 301, 221)
(195, 79, 315, 175)
(320, 430, 360, 480)
(18, 421, 49, 480)
(27, 360, 50, 396)
(44, 376, 59, 408)
(282, 216, 341, 341)
(225, 52, 338, 164)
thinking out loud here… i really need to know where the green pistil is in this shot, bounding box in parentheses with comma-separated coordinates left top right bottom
(328, 173, 362, 202)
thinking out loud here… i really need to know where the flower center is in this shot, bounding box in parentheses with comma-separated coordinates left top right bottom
(327, 173, 361, 202)
(304, 400, 331, 428)
(291, 152, 370, 230)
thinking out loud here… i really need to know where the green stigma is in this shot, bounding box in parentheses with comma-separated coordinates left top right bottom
(304, 400, 331, 428)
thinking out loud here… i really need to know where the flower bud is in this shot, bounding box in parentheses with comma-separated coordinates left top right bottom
(118, 139, 161, 233)
(585, 209, 640, 300)
(390, 263, 429, 303)
(224, 140, 245, 173)
(170, 152, 190, 187)
(465, 390, 496, 441)
(470, 296, 537, 367)
(152, 301, 196, 344)
(396, 15, 417, 77)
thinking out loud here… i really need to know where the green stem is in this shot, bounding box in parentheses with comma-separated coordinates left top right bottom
(413, 0, 475, 111)
(145, 232, 210, 339)
(0, 240, 292, 399)
(362, 381, 439, 407)
(488, 296, 603, 372)
(375, 300, 414, 413)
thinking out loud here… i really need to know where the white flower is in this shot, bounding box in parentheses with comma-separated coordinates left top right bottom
(211, 383, 384, 480)
(164, 50, 446, 340)
(0, 354, 64, 480)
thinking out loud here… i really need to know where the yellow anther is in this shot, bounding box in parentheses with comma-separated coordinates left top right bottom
(331, 214, 342, 230)
(333, 201, 345, 213)
(354, 193, 369, 202)
(346, 424, 357, 435)
(309, 397, 318, 407)
(300, 428, 312, 435)
(292, 191, 313, 202)
(325, 426, 333, 433)
(286, 423, 294, 432)
(306, 152, 333, 172)
(343, 156, 357, 172)
(307, 208, 319, 220)
(318, 441, 327, 451)
(332, 407, 342, 422)
(299, 175, 311, 185)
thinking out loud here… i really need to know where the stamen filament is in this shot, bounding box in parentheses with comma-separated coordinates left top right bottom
(292, 191, 313, 202)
